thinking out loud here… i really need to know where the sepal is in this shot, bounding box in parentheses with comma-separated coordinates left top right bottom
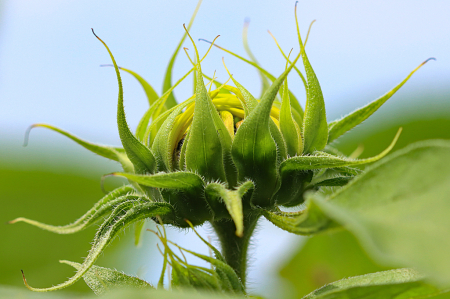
(205, 181, 254, 236)
(21, 201, 174, 292)
(231, 51, 301, 207)
(280, 128, 401, 173)
(9, 185, 136, 234)
(262, 198, 337, 236)
(328, 58, 435, 143)
(295, 5, 328, 154)
(93, 30, 156, 175)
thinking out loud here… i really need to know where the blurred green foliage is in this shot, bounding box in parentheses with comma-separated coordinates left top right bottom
(0, 147, 127, 293)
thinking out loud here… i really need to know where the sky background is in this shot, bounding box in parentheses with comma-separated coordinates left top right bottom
(1, 0, 450, 296)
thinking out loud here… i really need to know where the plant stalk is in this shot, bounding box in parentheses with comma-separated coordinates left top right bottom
(211, 213, 260, 288)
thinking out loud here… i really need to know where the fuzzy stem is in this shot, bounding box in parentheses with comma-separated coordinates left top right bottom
(211, 213, 260, 288)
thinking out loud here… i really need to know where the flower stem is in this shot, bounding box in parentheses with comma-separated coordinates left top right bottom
(211, 213, 260, 288)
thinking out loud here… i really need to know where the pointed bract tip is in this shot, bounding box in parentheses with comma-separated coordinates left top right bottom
(146, 228, 159, 236)
(21, 269, 31, 289)
(184, 219, 194, 228)
(199, 38, 211, 44)
(244, 18, 250, 26)
(91, 28, 98, 37)
(23, 124, 39, 147)
(423, 57, 436, 64)
(7, 219, 18, 224)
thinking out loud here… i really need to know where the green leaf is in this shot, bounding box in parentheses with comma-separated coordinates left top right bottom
(93, 30, 156, 175)
(184, 34, 227, 183)
(162, 0, 202, 108)
(312, 140, 450, 285)
(144, 70, 201, 147)
(311, 176, 353, 187)
(152, 100, 193, 171)
(280, 128, 401, 172)
(302, 269, 443, 299)
(113, 171, 204, 193)
(222, 69, 288, 166)
(0, 286, 250, 299)
(272, 169, 313, 206)
(280, 69, 303, 156)
(231, 51, 301, 207)
(118, 67, 159, 106)
(9, 185, 136, 234)
(280, 230, 390, 298)
(178, 129, 190, 170)
(0, 286, 77, 299)
(60, 260, 153, 295)
(295, 5, 328, 153)
(100, 65, 165, 142)
(134, 219, 145, 246)
(204, 181, 254, 237)
(328, 58, 435, 143)
(261, 199, 337, 235)
(24, 124, 125, 162)
(21, 202, 173, 292)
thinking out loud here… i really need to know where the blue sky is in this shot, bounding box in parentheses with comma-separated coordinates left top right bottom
(2, 0, 449, 142)
(1, 0, 449, 296)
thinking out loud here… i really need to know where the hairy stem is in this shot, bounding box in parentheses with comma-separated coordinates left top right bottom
(211, 213, 260, 288)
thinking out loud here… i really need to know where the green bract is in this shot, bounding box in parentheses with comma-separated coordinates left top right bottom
(12, 1, 439, 296)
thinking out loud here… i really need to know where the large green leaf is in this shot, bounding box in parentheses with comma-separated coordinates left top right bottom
(0, 286, 248, 298)
(280, 230, 390, 298)
(312, 140, 450, 285)
(302, 269, 444, 299)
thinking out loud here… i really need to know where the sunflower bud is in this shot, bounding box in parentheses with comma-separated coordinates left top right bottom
(12, 2, 432, 292)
